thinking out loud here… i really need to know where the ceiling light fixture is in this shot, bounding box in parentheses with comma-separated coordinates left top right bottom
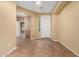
(36, 1, 41, 6)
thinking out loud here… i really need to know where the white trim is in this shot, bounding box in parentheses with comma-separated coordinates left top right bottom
(2, 47, 16, 57)
(59, 41, 79, 56)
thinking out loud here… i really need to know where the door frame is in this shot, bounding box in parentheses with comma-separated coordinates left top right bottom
(38, 15, 52, 39)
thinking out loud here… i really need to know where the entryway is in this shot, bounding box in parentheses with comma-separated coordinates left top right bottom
(16, 12, 31, 39)
(39, 15, 52, 39)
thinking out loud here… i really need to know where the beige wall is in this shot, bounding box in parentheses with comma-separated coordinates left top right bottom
(24, 16, 31, 30)
(53, 2, 79, 56)
(31, 15, 39, 39)
(52, 15, 59, 41)
(0, 2, 16, 56)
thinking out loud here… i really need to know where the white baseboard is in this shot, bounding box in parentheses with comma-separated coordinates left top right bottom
(59, 41, 79, 56)
(31, 37, 52, 40)
(3, 47, 16, 57)
(53, 40, 59, 41)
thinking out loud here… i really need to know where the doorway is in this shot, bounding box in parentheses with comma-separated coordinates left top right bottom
(39, 15, 51, 38)
(16, 13, 31, 39)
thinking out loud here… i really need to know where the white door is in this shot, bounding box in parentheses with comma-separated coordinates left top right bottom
(40, 15, 51, 38)
(16, 21, 20, 37)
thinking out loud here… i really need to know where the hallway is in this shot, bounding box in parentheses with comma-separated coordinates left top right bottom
(0, 1, 79, 57)
(7, 38, 76, 57)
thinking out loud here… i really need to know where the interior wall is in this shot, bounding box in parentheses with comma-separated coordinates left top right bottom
(0, 2, 16, 56)
(25, 16, 31, 30)
(52, 15, 59, 41)
(57, 2, 79, 55)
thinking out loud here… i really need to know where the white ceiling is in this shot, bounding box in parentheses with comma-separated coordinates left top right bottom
(16, 1, 58, 13)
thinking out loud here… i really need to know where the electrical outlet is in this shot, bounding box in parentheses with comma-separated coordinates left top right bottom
(9, 43, 11, 47)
